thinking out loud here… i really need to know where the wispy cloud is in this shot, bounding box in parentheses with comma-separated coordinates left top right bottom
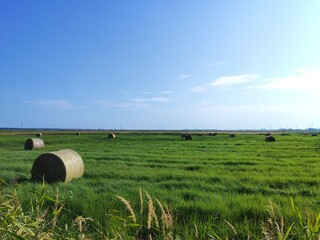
(190, 85, 207, 93)
(160, 90, 173, 94)
(136, 91, 153, 94)
(22, 99, 75, 110)
(90, 96, 169, 110)
(132, 97, 169, 103)
(210, 74, 259, 87)
(175, 74, 192, 81)
(195, 61, 226, 71)
(91, 100, 150, 109)
(190, 73, 258, 93)
(258, 69, 320, 91)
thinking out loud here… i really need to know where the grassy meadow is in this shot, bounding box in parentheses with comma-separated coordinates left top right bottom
(1, 130, 320, 239)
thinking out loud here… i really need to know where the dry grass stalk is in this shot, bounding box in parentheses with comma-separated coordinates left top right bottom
(194, 224, 198, 239)
(116, 195, 136, 223)
(139, 188, 144, 214)
(224, 220, 237, 236)
(156, 199, 173, 234)
(262, 201, 293, 240)
(145, 191, 158, 229)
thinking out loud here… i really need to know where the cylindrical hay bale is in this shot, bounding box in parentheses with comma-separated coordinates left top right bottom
(108, 133, 115, 138)
(265, 136, 276, 142)
(76, 132, 81, 135)
(311, 133, 317, 136)
(36, 132, 42, 137)
(24, 138, 45, 150)
(229, 134, 235, 138)
(185, 135, 192, 140)
(31, 149, 84, 183)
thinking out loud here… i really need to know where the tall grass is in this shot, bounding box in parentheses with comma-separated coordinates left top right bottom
(1, 182, 319, 239)
(1, 131, 320, 238)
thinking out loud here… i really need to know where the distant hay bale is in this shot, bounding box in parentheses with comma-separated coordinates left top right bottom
(311, 133, 317, 136)
(198, 133, 202, 136)
(185, 135, 192, 140)
(209, 133, 218, 136)
(76, 132, 81, 135)
(265, 135, 276, 142)
(181, 134, 186, 138)
(108, 133, 115, 138)
(265, 133, 271, 136)
(31, 149, 84, 183)
(229, 134, 235, 138)
(36, 132, 42, 137)
(24, 138, 45, 150)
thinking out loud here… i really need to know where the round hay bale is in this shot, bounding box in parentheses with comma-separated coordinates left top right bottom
(76, 132, 81, 135)
(24, 138, 45, 150)
(265, 135, 276, 142)
(185, 135, 192, 140)
(229, 134, 235, 138)
(265, 133, 271, 136)
(108, 133, 115, 138)
(36, 132, 42, 137)
(31, 149, 84, 183)
(311, 133, 317, 136)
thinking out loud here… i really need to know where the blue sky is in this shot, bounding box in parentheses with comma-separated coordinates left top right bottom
(1, 1, 320, 130)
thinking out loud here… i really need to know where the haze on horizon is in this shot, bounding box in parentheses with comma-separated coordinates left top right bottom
(1, 1, 320, 130)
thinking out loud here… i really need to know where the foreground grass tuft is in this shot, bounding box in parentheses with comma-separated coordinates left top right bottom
(1, 181, 319, 239)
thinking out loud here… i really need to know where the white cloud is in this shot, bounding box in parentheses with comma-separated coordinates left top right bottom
(90, 100, 150, 109)
(175, 74, 192, 80)
(210, 74, 259, 87)
(132, 97, 169, 103)
(90, 96, 169, 110)
(22, 99, 74, 110)
(195, 62, 226, 71)
(258, 69, 320, 91)
(190, 85, 207, 93)
(136, 91, 153, 94)
(160, 90, 173, 94)
(190, 73, 258, 93)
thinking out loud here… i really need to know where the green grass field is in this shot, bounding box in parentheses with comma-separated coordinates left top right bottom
(1, 131, 320, 239)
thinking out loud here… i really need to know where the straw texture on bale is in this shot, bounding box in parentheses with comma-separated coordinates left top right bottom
(36, 132, 42, 137)
(185, 135, 192, 140)
(31, 149, 84, 183)
(108, 133, 115, 138)
(265, 136, 276, 142)
(24, 138, 45, 150)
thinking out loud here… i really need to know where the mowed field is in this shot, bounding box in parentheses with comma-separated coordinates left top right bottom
(1, 131, 320, 238)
